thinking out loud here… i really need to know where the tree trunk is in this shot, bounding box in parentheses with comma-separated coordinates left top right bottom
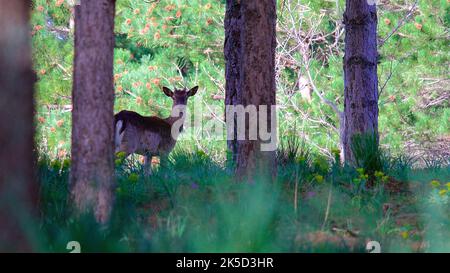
(224, 0, 242, 164)
(71, 0, 116, 223)
(225, 0, 277, 180)
(342, 0, 379, 163)
(0, 0, 38, 252)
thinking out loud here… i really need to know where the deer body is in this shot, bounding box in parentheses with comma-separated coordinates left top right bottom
(114, 86, 198, 169)
(114, 111, 177, 157)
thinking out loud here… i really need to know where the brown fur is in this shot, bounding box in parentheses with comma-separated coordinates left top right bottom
(114, 110, 176, 156)
(115, 110, 172, 136)
(114, 86, 198, 165)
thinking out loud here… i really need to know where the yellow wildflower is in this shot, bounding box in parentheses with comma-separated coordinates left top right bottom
(439, 189, 448, 196)
(401, 231, 409, 239)
(374, 171, 384, 178)
(116, 151, 126, 159)
(314, 174, 324, 184)
(430, 180, 440, 188)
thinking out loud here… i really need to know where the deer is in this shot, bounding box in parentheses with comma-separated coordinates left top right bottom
(114, 86, 198, 173)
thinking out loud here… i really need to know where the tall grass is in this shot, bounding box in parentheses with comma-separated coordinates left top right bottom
(25, 141, 450, 253)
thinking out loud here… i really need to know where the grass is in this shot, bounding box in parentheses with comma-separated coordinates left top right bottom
(32, 142, 450, 253)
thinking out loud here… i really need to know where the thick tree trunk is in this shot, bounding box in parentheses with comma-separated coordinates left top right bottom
(225, 0, 277, 180)
(224, 0, 242, 164)
(71, 0, 116, 223)
(0, 0, 37, 252)
(342, 0, 379, 163)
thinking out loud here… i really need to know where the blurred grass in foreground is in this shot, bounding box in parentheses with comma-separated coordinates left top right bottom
(18, 142, 449, 253)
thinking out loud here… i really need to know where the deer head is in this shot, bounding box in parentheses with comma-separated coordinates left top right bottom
(162, 86, 198, 122)
(161, 86, 198, 133)
(162, 86, 198, 106)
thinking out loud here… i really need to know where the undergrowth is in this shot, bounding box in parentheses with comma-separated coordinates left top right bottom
(33, 141, 450, 253)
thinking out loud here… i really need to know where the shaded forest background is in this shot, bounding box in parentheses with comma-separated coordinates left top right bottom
(32, 0, 449, 166)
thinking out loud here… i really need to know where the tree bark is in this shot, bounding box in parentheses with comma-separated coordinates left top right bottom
(224, 0, 242, 164)
(342, 0, 379, 163)
(0, 0, 37, 252)
(71, 0, 116, 223)
(225, 0, 277, 180)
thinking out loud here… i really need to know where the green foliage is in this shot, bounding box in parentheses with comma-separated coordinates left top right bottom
(31, 149, 450, 252)
(31, 0, 449, 162)
(351, 133, 384, 175)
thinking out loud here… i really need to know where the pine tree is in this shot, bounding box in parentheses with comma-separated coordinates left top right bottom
(70, 0, 116, 223)
(342, 0, 379, 163)
(224, 0, 242, 164)
(225, 0, 277, 180)
(0, 0, 38, 251)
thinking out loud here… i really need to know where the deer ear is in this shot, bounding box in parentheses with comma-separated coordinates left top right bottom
(187, 86, 199, 97)
(162, 87, 173, 97)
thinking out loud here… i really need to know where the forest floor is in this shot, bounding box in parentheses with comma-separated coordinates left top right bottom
(35, 145, 450, 253)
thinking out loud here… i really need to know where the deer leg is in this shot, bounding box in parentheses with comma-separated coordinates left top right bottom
(143, 153, 153, 176)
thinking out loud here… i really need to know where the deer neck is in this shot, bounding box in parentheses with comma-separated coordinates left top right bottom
(165, 103, 187, 126)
